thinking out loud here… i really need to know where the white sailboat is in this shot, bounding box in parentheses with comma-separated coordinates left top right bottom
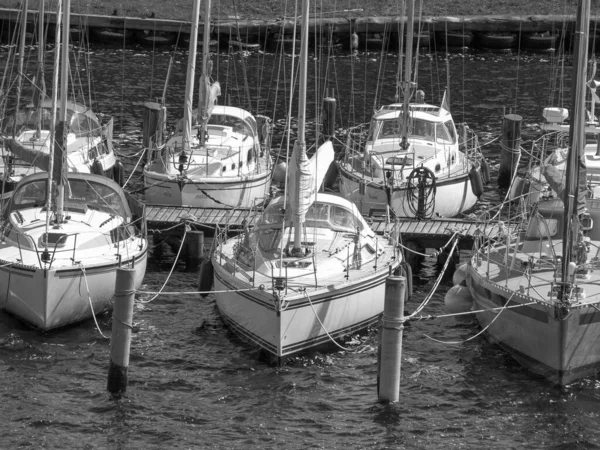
(0, 0, 120, 191)
(336, 0, 485, 219)
(466, 0, 600, 385)
(211, 0, 402, 360)
(0, 0, 148, 331)
(142, 0, 272, 209)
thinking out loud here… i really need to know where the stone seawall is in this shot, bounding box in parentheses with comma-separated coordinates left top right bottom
(0, 8, 593, 52)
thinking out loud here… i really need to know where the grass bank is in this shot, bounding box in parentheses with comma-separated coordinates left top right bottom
(0, 0, 579, 22)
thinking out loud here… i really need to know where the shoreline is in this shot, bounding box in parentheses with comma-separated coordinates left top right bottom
(0, 8, 586, 52)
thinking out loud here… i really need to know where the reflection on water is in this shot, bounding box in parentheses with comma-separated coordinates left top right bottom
(1, 46, 597, 449)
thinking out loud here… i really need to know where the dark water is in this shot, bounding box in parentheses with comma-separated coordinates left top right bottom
(2, 44, 600, 449)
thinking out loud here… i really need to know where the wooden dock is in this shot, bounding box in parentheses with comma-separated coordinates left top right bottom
(145, 205, 258, 233)
(145, 205, 511, 245)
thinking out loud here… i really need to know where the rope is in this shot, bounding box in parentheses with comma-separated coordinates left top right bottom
(122, 147, 146, 189)
(79, 265, 109, 339)
(303, 289, 353, 351)
(139, 226, 188, 304)
(137, 287, 260, 295)
(407, 237, 459, 319)
(420, 285, 524, 345)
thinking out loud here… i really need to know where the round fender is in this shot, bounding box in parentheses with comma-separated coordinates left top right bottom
(400, 261, 413, 302)
(197, 258, 214, 298)
(469, 166, 484, 198)
(113, 160, 125, 187)
(480, 157, 490, 184)
(91, 159, 104, 176)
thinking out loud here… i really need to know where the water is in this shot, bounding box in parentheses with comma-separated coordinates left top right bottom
(2, 45, 600, 449)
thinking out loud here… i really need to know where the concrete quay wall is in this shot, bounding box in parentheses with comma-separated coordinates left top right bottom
(0, 8, 591, 51)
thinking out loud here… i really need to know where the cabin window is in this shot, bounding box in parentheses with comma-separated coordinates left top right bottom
(525, 216, 558, 239)
(435, 164, 441, 172)
(436, 120, 456, 144)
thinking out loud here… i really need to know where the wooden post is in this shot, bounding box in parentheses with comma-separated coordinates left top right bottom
(185, 230, 204, 272)
(378, 275, 406, 403)
(107, 268, 135, 395)
(142, 102, 166, 162)
(498, 113, 522, 189)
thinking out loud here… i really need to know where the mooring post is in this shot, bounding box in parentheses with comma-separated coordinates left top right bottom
(498, 113, 522, 189)
(185, 230, 205, 272)
(107, 267, 135, 395)
(378, 275, 406, 403)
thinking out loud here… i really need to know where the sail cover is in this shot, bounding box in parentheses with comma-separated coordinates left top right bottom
(288, 140, 334, 224)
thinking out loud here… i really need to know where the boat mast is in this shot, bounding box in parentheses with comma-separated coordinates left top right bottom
(55, 0, 71, 223)
(198, 0, 211, 146)
(182, 0, 202, 151)
(400, 0, 415, 151)
(12, 0, 28, 138)
(292, 0, 309, 252)
(561, 0, 590, 296)
(45, 0, 62, 232)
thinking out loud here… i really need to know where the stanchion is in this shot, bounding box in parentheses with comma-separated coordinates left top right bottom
(378, 275, 406, 403)
(107, 268, 136, 395)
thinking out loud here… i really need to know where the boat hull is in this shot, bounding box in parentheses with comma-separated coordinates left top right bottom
(143, 170, 272, 209)
(337, 163, 478, 218)
(0, 251, 147, 331)
(467, 264, 600, 385)
(213, 257, 393, 358)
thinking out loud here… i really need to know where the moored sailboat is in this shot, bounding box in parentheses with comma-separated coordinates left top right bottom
(142, 0, 272, 209)
(336, 0, 486, 219)
(211, 0, 402, 360)
(0, 0, 148, 330)
(0, 0, 120, 191)
(466, 0, 600, 385)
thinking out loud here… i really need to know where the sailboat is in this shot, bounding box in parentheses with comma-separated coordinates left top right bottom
(466, 0, 600, 385)
(0, 0, 148, 331)
(0, 0, 120, 192)
(142, 0, 273, 209)
(211, 0, 402, 361)
(336, 0, 485, 219)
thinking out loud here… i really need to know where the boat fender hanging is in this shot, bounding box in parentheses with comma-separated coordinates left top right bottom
(444, 284, 474, 317)
(91, 159, 104, 176)
(469, 166, 484, 198)
(480, 157, 490, 184)
(113, 159, 125, 187)
(400, 261, 413, 301)
(197, 258, 214, 298)
(452, 262, 469, 286)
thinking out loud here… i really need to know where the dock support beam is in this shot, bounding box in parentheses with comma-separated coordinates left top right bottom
(185, 230, 205, 272)
(498, 113, 522, 189)
(107, 268, 135, 396)
(378, 276, 406, 403)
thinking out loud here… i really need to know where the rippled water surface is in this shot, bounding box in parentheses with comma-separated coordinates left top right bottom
(2, 44, 600, 449)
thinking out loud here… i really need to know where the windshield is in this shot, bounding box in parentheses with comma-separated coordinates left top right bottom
(9, 177, 127, 217)
(373, 117, 456, 144)
(4, 107, 101, 138)
(208, 114, 256, 138)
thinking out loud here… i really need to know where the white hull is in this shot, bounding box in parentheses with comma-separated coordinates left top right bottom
(214, 254, 392, 357)
(0, 252, 147, 330)
(143, 169, 272, 208)
(338, 164, 478, 218)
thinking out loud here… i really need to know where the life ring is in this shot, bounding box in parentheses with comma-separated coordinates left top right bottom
(197, 258, 214, 298)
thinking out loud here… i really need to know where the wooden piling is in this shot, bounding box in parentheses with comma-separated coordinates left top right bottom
(185, 230, 205, 272)
(498, 113, 522, 189)
(142, 101, 166, 162)
(107, 268, 135, 395)
(378, 275, 406, 403)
